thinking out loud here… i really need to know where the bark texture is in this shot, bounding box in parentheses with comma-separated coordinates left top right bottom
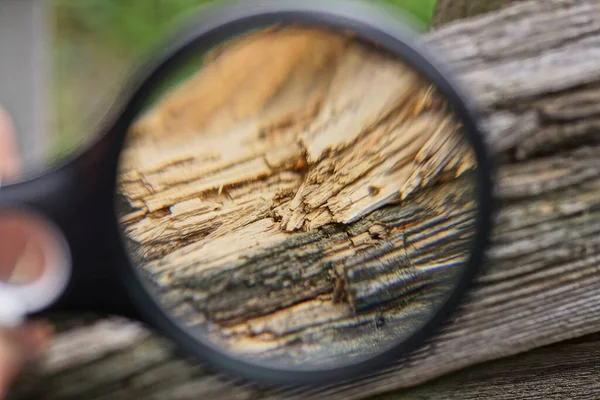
(11, 0, 600, 399)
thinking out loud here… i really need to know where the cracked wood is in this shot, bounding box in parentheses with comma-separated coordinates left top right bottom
(116, 26, 478, 365)
(12, 0, 600, 399)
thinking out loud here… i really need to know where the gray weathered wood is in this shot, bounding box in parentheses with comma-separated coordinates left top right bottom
(10, 0, 600, 398)
(376, 334, 600, 400)
(431, 0, 525, 28)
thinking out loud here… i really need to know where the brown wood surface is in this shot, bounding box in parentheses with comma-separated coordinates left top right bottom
(11, 0, 600, 398)
(115, 25, 478, 367)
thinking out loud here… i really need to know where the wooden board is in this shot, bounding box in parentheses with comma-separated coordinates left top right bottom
(10, 0, 600, 398)
(377, 334, 600, 400)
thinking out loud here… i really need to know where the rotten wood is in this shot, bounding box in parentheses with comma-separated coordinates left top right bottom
(11, 0, 600, 398)
(114, 25, 478, 366)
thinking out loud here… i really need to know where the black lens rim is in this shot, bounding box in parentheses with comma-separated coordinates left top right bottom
(106, 0, 494, 386)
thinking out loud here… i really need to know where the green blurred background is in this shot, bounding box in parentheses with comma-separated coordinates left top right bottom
(48, 0, 437, 158)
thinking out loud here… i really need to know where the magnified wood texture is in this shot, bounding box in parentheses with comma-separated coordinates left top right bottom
(116, 26, 478, 365)
(11, 0, 600, 398)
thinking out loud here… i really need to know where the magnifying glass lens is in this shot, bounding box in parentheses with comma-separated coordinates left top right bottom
(116, 24, 478, 370)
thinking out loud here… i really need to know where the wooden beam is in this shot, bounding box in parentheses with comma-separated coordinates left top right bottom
(376, 334, 600, 400)
(10, 0, 600, 398)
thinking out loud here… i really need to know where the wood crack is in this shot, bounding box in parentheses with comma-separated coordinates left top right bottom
(19, 1, 600, 399)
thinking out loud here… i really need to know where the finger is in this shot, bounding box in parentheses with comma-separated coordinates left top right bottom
(0, 215, 39, 283)
(0, 107, 21, 180)
(0, 320, 52, 398)
(0, 213, 47, 284)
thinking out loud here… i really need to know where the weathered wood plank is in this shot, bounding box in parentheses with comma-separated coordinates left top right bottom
(431, 0, 525, 28)
(377, 334, 600, 400)
(10, 0, 600, 398)
(13, 321, 600, 399)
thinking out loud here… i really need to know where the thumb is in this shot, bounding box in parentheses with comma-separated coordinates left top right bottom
(0, 214, 45, 284)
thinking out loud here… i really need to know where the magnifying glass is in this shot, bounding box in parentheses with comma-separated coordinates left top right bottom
(0, 0, 493, 385)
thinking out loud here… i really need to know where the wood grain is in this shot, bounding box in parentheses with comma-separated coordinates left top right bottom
(431, 0, 525, 28)
(11, 0, 600, 398)
(12, 321, 600, 400)
(115, 26, 478, 367)
(377, 334, 600, 400)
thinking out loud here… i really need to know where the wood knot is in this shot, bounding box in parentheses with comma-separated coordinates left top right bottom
(368, 185, 381, 196)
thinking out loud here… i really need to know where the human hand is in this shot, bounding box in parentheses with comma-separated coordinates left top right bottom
(0, 107, 53, 398)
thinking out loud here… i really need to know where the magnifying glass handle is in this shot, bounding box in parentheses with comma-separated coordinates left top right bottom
(0, 150, 140, 324)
